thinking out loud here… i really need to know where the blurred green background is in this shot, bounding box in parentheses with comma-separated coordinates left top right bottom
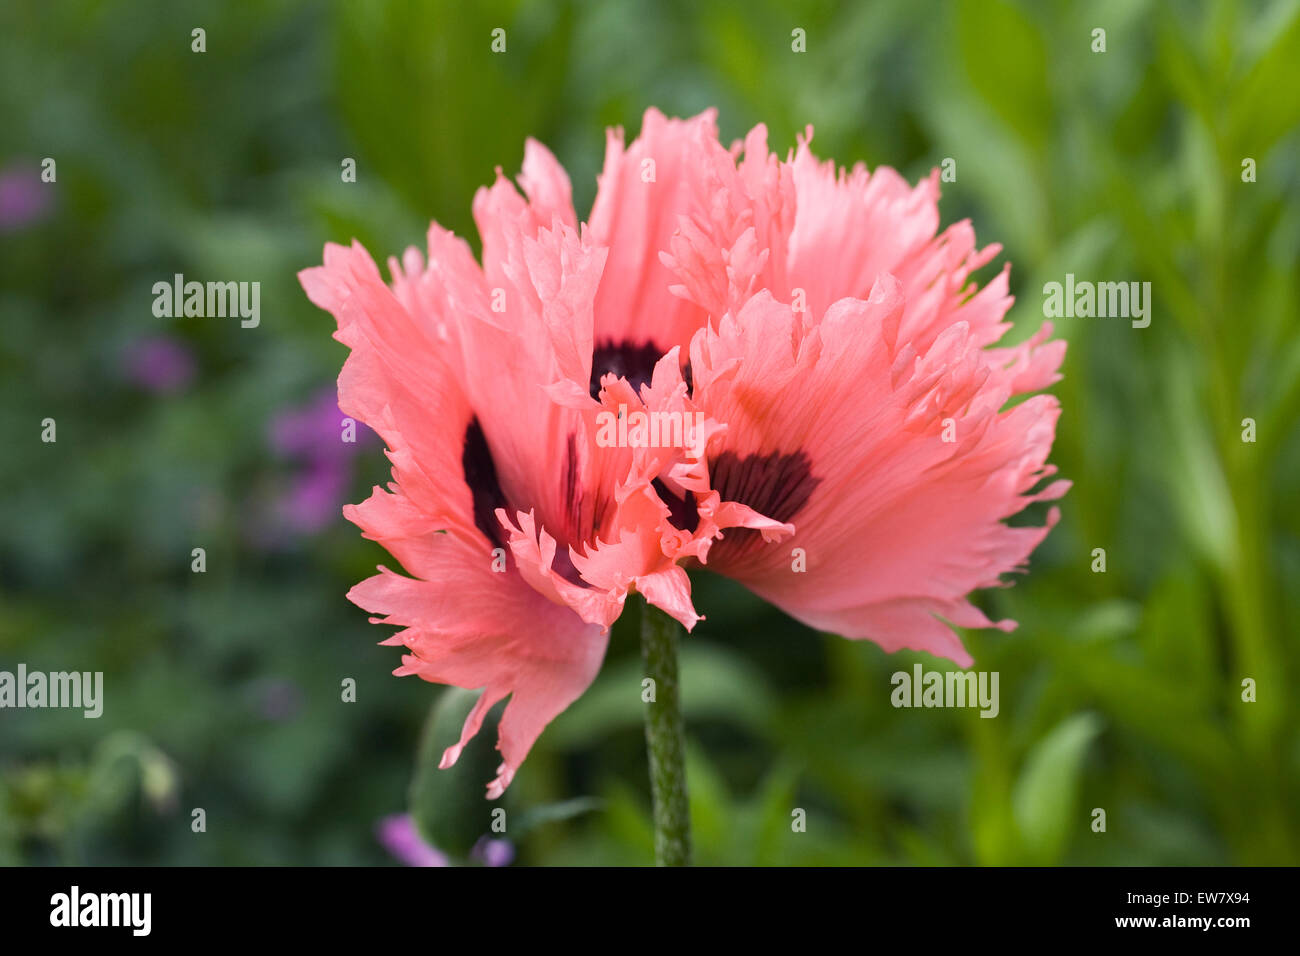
(2, 0, 1297, 866)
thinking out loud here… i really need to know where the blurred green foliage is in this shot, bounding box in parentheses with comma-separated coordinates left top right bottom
(1, 0, 1297, 865)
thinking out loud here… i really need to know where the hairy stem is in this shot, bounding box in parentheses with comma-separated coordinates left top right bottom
(639, 598, 691, 866)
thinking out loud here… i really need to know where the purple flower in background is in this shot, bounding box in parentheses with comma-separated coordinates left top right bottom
(280, 457, 351, 534)
(265, 386, 376, 537)
(376, 814, 450, 867)
(253, 679, 303, 722)
(374, 815, 516, 867)
(0, 163, 52, 232)
(270, 387, 355, 459)
(470, 836, 516, 867)
(123, 335, 196, 394)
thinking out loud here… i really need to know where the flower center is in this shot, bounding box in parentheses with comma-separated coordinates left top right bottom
(685, 450, 820, 559)
(712, 449, 819, 529)
(462, 418, 593, 589)
(589, 340, 666, 399)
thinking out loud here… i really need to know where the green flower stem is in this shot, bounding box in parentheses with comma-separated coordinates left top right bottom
(639, 598, 692, 866)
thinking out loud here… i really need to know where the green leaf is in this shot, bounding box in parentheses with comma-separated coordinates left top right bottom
(1228, 8, 1300, 157)
(751, 762, 801, 864)
(956, 0, 1051, 152)
(335, 0, 573, 237)
(510, 797, 605, 838)
(408, 687, 505, 858)
(1012, 712, 1102, 864)
(1162, 352, 1239, 571)
(1066, 599, 1141, 643)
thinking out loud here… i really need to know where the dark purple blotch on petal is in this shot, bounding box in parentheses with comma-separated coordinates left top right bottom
(462, 418, 509, 549)
(708, 450, 820, 557)
(589, 340, 665, 399)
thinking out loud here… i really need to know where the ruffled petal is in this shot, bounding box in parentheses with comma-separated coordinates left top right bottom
(299, 241, 480, 542)
(685, 278, 1067, 665)
(587, 107, 721, 353)
(348, 554, 607, 799)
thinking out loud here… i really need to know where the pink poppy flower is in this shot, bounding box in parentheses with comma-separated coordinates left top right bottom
(527, 108, 798, 605)
(657, 126, 1068, 666)
(301, 107, 1066, 800)
(298, 116, 769, 794)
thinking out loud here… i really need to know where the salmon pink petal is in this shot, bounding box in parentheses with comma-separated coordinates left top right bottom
(783, 138, 941, 321)
(587, 108, 722, 359)
(653, 124, 1067, 665)
(661, 121, 796, 321)
(301, 228, 615, 795)
(300, 242, 479, 542)
(348, 559, 607, 799)
(683, 277, 1067, 665)
(567, 480, 704, 631)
